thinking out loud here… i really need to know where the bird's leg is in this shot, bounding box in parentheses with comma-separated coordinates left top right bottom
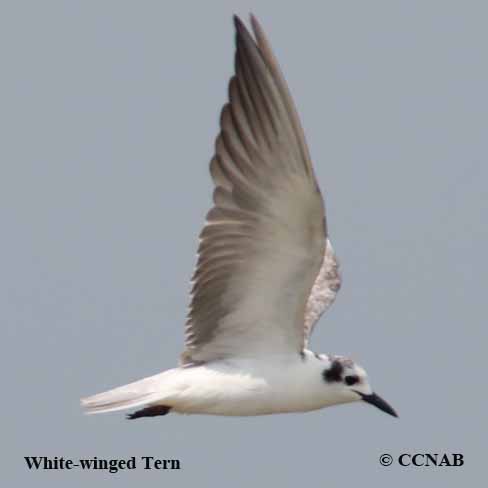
(126, 405, 171, 420)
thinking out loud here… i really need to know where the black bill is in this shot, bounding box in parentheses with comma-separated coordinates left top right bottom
(357, 391, 398, 417)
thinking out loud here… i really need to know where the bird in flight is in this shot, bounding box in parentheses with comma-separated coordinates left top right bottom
(81, 14, 397, 420)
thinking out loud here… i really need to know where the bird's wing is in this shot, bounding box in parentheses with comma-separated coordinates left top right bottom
(181, 15, 340, 365)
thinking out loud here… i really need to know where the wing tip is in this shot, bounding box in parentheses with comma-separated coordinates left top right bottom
(249, 13, 261, 34)
(233, 13, 259, 43)
(233, 14, 244, 31)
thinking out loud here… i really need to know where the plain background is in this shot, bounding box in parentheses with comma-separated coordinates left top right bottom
(1, 0, 486, 486)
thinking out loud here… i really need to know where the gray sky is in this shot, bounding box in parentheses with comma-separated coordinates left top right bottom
(2, 1, 486, 486)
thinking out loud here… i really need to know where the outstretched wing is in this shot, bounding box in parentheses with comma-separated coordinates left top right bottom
(182, 15, 340, 364)
(303, 239, 341, 348)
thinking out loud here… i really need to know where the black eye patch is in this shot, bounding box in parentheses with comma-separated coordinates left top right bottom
(323, 360, 343, 383)
(344, 375, 359, 386)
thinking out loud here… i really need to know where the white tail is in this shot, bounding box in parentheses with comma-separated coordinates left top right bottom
(81, 371, 173, 415)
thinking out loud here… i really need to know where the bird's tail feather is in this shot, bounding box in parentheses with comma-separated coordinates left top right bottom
(81, 371, 172, 415)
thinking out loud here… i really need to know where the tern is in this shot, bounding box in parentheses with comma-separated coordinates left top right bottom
(81, 15, 397, 420)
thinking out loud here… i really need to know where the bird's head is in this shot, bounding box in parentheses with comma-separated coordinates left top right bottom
(320, 355, 398, 417)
